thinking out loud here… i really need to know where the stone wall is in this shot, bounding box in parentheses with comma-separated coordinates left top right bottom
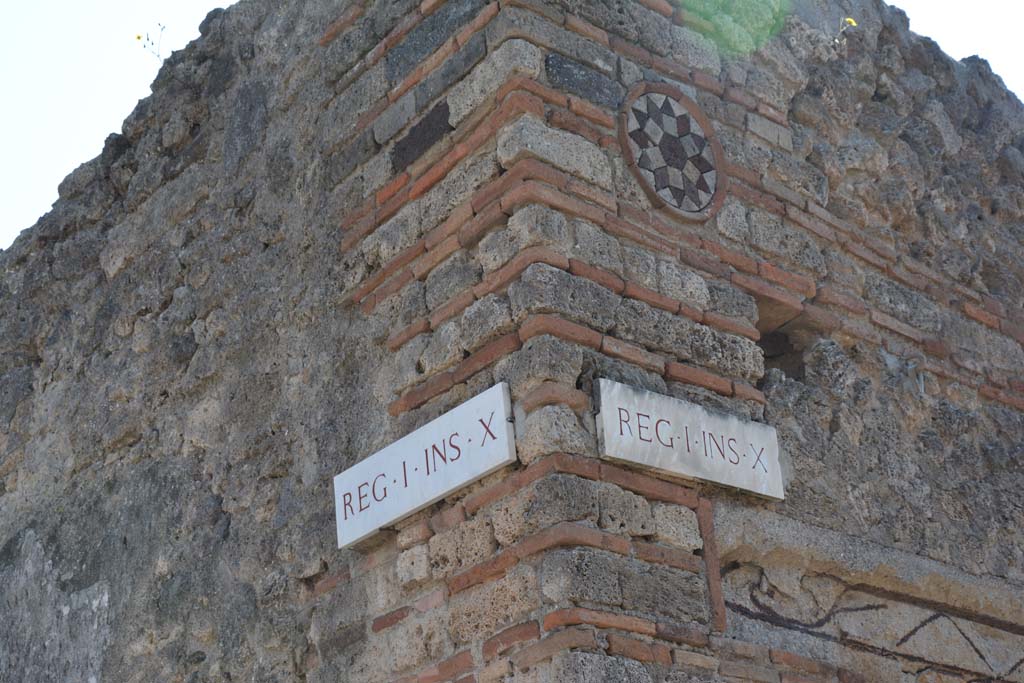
(0, 0, 1022, 682)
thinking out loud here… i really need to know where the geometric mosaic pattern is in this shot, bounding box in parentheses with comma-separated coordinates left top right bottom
(626, 92, 718, 213)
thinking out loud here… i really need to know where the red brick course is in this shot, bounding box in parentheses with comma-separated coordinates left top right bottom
(518, 314, 603, 349)
(453, 333, 522, 384)
(623, 281, 684, 314)
(964, 301, 1001, 329)
(703, 239, 758, 274)
(568, 259, 625, 294)
(599, 462, 699, 508)
(719, 660, 781, 682)
(633, 540, 703, 573)
(520, 382, 591, 414)
(601, 336, 667, 374)
(310, 567, 350, 599)
(733, 382, 766, 404)
(771, 649, 835, 676)
(656, 621, 710, 648)
(759, 262, 816, 298)
(732, 273, 805, 311)
(331, 9, 1023, 438)
(665, 362, 734, 397)
(483, 621, 541, 661)
(417, 650, 474, 683)
(473, 246, 569, 298)
(543, 608, 656, 636)
(372, 606, 413, 632)
(704, 312, 760, 341)
(318, 4, 366, 46)
(870, 310, 924, 343)
(564, 15, 609, 46)
(606, 633, 671, 664)
(509, 627, 598, 670)
(317, 7, 1024, 682)
(637, 0, 674, 17)
(697, 499, 727, 633)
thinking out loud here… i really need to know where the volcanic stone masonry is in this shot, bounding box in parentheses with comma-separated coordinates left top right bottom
(1, 0, 1023, 681)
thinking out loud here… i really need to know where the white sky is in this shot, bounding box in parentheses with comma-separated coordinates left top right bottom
(1, 1, 1022, 251)
(0, 1, 230, 252)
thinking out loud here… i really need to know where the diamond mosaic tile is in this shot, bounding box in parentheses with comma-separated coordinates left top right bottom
(624, 91, 719, 214)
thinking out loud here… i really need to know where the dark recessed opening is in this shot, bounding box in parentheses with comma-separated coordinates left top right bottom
(758, 330, 805, 381)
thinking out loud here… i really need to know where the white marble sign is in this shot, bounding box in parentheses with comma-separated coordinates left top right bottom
(597, 379, 784, 500)
(334, 383, 516, 548)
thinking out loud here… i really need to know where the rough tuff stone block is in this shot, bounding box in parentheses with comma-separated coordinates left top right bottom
(580, 349, 668, 396)
(461, 294, 515, 352)
(670, 24, 721, 75)
(657, 259, 710, 309)
(685, 323, 765, 382)
(652, 504, 702, 551)
(10, 0, 1024, 679)
(620, 561, 709, 624)
(385, 0, 485, 83)
(507, 204, 572, 250)
(571, 219, 624, 275)
(491, 474, 599, 545)
(767, 150, 829, 207)
(745, 63, 798, 112)
(667, 381, 762, 422)
(612, 297, 695, 357)
(923, 100, 963, 156)
(540, 548, 624, 607)
(598, 483, 655, 537)
(863, 271, 942, 334)
(550, 651, 654, 683)
(478, 227, 523, 272)
(708, 280, 758, 323)
(324, 62, 387, 143)
(748, 111, 794, 151)
(494, 334, 584, 400)
(748, 209, 826, 277)
(544, 53, 624, 109)
(497, 114, 613, 190)
(622, 246, 660, 293)
(612, 155, 652, 209)
(415, 31, 488, 110)
(381, 330, 430, 395)
(479, 204, 572, 272)
(449, 564, 538, 643)
(328, 126, 379, 185)
(373, 90, 416, 145)
(517, 404, 594, 463)
(508, 263, 622, 332)
(425, 252, 481, 310)
(429, 514, 496, 578)
(397, 544, 431, 587)
(715, 197, 750, 241)
(364, 202, 420, 265)
(488, 7, 617, 77)
(353, 609, 452, 678)
(419, 319, 464, 375)
(448, 38, 544, 125)
(421, 152, 501, 231)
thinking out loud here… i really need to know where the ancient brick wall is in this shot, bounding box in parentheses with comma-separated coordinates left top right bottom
(1, 0, 1022, 682)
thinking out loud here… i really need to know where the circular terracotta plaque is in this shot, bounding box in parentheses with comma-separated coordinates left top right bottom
(620, 83, 727, 222)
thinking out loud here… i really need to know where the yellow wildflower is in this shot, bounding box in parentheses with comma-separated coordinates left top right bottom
(844, 17, 857, 27)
